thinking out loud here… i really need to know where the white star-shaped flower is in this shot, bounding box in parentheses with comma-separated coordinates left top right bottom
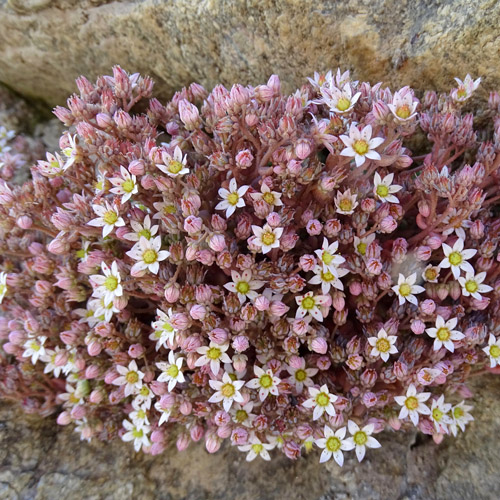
(457, 271, 493, 300)
(223, 269, 265, 304)
(439, 238, 477, 279)
(425, 315, 464, 353)
(126, 236, 170, 275)
(339, 124, 384, 167)
(394, 384, 431, 426)
(88, 201, 125, 237)
(302, 384, 338, 420)
(367, 328, 398, 362)
(216, 178, 249, 218)
(392, 273, 425, 306)
(156, 350, 185, 392)
(344, 420, 381, 462)
(208, 371, 245, 412)
(109, 165, 138, 203)
(156, 146, 189, 177)
(373, 172, 402, 203)
(251, 223, 283, 254)
(315, 425, 354, 465)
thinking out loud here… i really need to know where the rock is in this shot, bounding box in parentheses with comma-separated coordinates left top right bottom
(0, 0, 499, 107)
(1, 375, 499, 500)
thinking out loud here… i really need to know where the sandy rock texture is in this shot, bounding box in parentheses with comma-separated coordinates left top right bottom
(0, 0, 499, 107)
(0, 375, 499, 500)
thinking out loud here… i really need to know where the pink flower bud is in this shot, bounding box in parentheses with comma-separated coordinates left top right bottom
(128, 160, 145, 176)
(184, 215, 203, 235)
(104, 370, 119, 385)
(176, 433, 190, 451)
(233, 354, 247, 372)
(306, 219, 322, 236)
(295, 139, 311, 160)
(470, 220, 484, 239)
(190, 424, 205, 442)
(420, 299, 436, 315)
(427, 235, 443, 250)
(416, 245, 432, 261)
(230, 335, 248, 352)
(96, 113, 114, 129)
(254, 295, 270, 311)
(231, 427, 249, 445)
(179, 400, 192, 415)
(151, 430, 165, 444)
(411, 319, 426, 335)
(178, 99, 201, 130)
(269, 301, 289, 317)
(362, 392, 378, 408)
(311, 337, 328, 354)
(283, 440, 301, 460)
(57, 411, 72, 426)
(235, 149, 254, 169)
(380, 216, 397, 233)
(87, 340, 102, 357)
(189, 304, 207, 320)
(128, 343, 145, 358)
(349, 282, 363, 296)
(208, 328, 229, 344)
(208, 233, 226, 252)
(17, 215, 33, 229)
(205, 432, 222, 453)
(266, 211, 281, 228)
(71, 405, 86, 419)
(85, 365, 100, 380)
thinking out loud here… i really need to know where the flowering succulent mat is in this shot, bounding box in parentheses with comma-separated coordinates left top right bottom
(0, 67, 499, 465)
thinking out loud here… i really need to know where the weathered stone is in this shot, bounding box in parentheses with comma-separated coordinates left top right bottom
(1, 375, 499, 500)
(0, 0, 499, 107)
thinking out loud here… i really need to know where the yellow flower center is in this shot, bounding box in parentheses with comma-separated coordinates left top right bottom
(30, 341, 41, 351)
(138, 228, 152, 239)
(326, 436, 341, 452)
(136, 409, 146, 419)
(316, 392, 330, 407)
(132, 428, 144, 439)
(357, 242, 367, 255)
(252, 443, 263, 454)
(457, 87, 467, 99)
(376, 338, 391, 353)
(236, 281, 250, 294)
(301, 296, 315, 310)
(142, 249, 158, 264)
(164, 204, 176, 214)
(399, 283, 412, 297)
(0, 284, 6, 296)
(103, 210, 118, 225)
(432, 408, 443, 422)
(207, 347, 221, 360)
(353, 431, 367, 446)
(337, 97, 351, 112)
(167, 364, 179, 378)
(352, 140, 369, 155)
(465, 280, 478, 293)
(321, 271, 335, 282)
(338, 198, 353, 212)
(139, 386, 150, 396)
(221, 383, 236, 398)
(261, 231, 276, 246)
(235, 409, 248, 423)
(396, 104, 411, 119)
(405, 396, 419, 410)
(259, 374, 273, 389)
(262, 192, 275, 204)
(122, 179, 135, 193)
(69, 393, 80, 405)
(453, 407, 464, 419)
(104, 275, 118, 292)
(126, 371, 139, 384)
(322, 251, 333, 265)
(227, 192, 240, 205)
(448, 251, 463, 266)
(376, 184, 389, 198)
(295, 369, 307, 382)
(425, 268, 438, 281)
(168, 160, 183, 174)
(436, 327, 450, 341)
(490, 345, 500, 358)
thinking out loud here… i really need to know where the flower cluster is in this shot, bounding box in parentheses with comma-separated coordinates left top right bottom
(0, 66, 499, 464)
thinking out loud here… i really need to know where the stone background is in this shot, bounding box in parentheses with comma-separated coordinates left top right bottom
(1, 1, 500, 498)
(0, 0, 500, 107)
(1, 375, 499, 500)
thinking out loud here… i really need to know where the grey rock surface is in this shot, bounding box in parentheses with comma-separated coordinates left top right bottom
(0, 0, 499, 107)
(0, 375, 499, 500)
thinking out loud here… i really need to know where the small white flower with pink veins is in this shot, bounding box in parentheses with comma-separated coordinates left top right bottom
(345, 421, 381, 462)
(367, 328, 398, 362)
(458, 271, 493, 300)
(449, 401, 474, 436)
(223, 269, 265, 304)
(482, 334, 500, 368)
(334, 189, 358, 215)
(22, 336, 47, 365)
(122, 419, 151, 452)
(126, 236, 170, 275)
(156, 350, 185, 392)
(339, 124, 384, 167)
(314, 237, 346, 274)
(113, 360, 145, 397)
(388, 87, 418, 122)
(302, 384, 338, 420)
(123, 215, 159, 242)
(315, 425, 354, 466)
(250, 183, 283, 209)
(156, 146, 189, 177)
(392, 273, 425, 306)
(295, 291, 330, 322)
(238, 434, 276, 461)
(88, 201, 125, 237)
(425, 315, 464, 353)
(251, 223, 283, 254)
(373, 172, 402, 203)
(439, 238, 477, 279)
(208, 371, 245, 412)
(286, 358, 318, 393)
(452, 74, 481, 103)
(317, 84, 361, 114)
(216, 178, 249, 218)
(90, 261, 123, 306)
(394, 384, 431, 426)
(195, 342, 231, 376)
(109, 165, 138, 203)
(246, 365, 281, 401)
(429, 395, 453, 433)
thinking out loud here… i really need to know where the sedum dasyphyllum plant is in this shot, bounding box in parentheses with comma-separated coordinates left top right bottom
(1, 67, 500, 465)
